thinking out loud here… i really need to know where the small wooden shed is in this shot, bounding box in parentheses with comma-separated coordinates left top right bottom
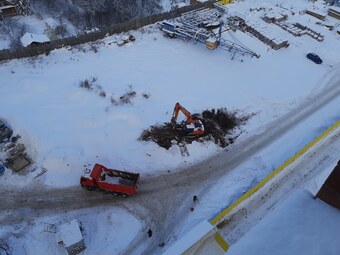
(56, 220, 86, 255)
(20, 32, 50, 48)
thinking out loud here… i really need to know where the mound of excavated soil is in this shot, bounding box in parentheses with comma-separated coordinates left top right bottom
(139, 108, 253, 150)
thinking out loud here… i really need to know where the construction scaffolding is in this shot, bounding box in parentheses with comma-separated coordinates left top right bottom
(159, 7, 259, 58)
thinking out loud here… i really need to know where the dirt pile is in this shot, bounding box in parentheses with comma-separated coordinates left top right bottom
(139, 108, 253, 150)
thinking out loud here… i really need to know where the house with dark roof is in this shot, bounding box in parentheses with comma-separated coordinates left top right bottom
(20, 32, 50, 48)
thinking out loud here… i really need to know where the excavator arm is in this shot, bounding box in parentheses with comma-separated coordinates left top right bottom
(170, 102, 204, 135)
(171, 102, 193, 127)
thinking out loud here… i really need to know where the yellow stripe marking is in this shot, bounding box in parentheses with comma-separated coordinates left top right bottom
(214, 232, 230, 251)
(210, 119, 340, 226)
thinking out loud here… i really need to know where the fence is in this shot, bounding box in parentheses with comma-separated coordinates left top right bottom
(0, 0, 217, 62)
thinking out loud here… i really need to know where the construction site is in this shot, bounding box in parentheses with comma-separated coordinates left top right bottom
(0, 0, 340, 255)
(158, 1, 334, 56)
(158, 6, 261, 58)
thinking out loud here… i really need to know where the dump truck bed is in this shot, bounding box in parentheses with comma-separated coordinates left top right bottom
(90, 163, 140, 195)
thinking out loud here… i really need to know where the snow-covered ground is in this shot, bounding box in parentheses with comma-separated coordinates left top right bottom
(0, 207, 141, 255)
(0, 0, 339, 254)
(228, 189, 340, 255)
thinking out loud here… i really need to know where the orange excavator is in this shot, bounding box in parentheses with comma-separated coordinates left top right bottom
(171, 102, 204, 135)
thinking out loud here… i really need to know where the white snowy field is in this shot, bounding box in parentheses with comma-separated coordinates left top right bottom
(0, 0, 339, 254)
(0, 207, 141, 255)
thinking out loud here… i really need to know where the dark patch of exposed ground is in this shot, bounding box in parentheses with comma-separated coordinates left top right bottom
(139, 108, 254, 149)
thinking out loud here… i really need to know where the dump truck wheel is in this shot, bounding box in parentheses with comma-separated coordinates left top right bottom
(121, 194, 128, 198)
(85, 186, 94, 191)
(112, 192, 118, 196)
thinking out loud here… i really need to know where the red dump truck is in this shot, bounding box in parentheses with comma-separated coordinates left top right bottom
(80, 163, 140, 197)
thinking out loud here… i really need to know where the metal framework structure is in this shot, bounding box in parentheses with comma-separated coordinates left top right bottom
(179, 7, 224, 27)
(160, 7, 259, 58)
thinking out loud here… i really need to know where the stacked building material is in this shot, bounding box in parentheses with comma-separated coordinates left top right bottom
(263, 12, 288, 23)
(242, 18, 289, 50)
(305, 9, 327, 20)
(294, 23, 324, 41)
(328, 6, 340, 19)
(273, 21, 324, 42)
(276, 22, 305, 37)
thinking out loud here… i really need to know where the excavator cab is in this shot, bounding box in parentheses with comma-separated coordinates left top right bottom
(171, 103, 204, 136)
(182, 120, 204, 135)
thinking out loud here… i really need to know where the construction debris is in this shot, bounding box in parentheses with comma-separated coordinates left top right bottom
(33, 167, 48, 179)
(1, 131, 32, 173)
(5, 142, 31, 172)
